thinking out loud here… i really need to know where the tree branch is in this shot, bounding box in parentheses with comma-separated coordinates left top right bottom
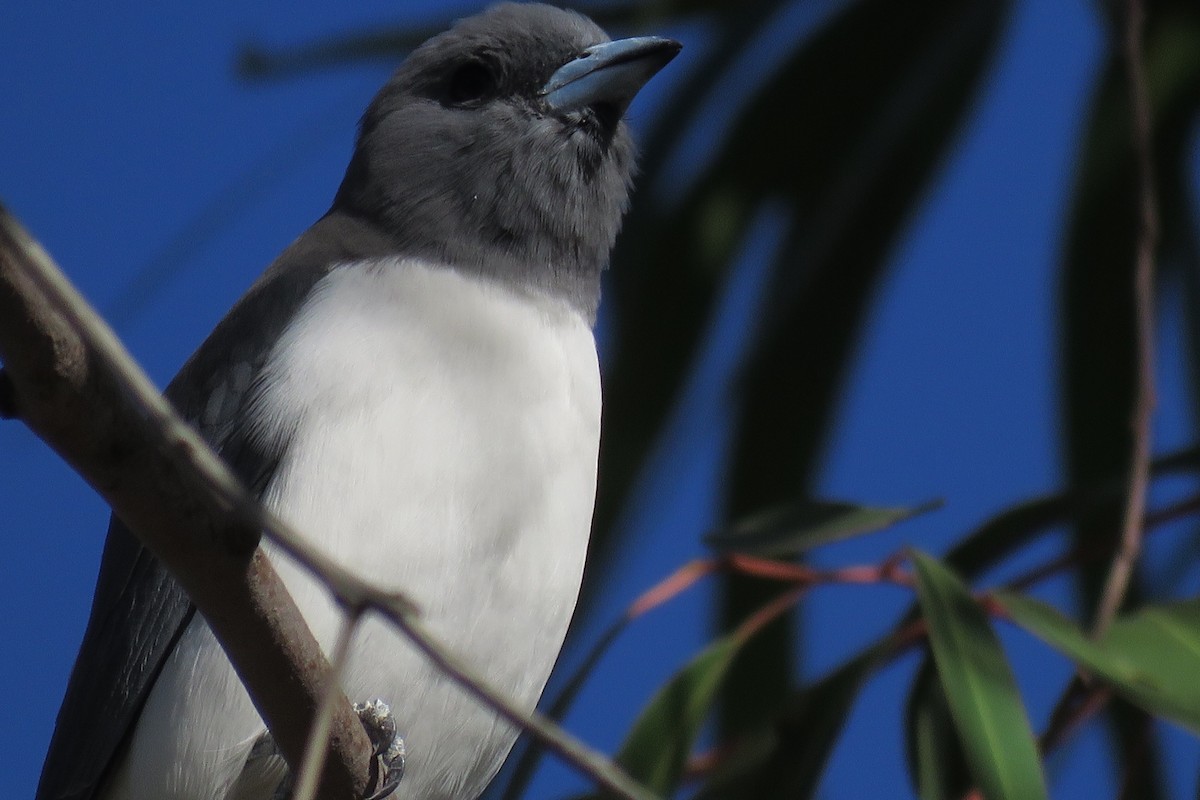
(1093, 0, 1159, 637)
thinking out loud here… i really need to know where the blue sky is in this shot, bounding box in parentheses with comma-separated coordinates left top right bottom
(2, 1, 1198, 798)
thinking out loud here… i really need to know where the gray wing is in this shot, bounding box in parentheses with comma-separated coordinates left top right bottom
(34, 308, 292, 800)
(35, 210, 394, 800)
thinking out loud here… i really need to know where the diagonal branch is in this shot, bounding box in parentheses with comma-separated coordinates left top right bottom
(1092, 0, 1160, 637)
(0, 204, 658, 800)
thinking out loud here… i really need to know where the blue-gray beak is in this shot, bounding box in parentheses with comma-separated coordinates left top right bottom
(541, 36, 681, 114)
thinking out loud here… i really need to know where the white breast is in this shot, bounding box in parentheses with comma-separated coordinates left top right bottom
(105, 259, 601, 800)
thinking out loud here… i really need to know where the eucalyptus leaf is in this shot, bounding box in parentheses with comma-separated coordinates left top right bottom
(998, 592, 1200, 732)
(912, 552, 1048, 800)
(1107, 602, 1200, 732)
(945, 445, 1200, 580)
(581, 612, 885, 800)
(612, 634, 742, 795)
(710, 0, 1013, 737)
(906, 654, 971, 800)
(713, 637, 893, 799)
(704, 498, 940, 557)
(687, 729, 778, 800)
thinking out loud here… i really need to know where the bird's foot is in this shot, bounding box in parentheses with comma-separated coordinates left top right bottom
(259, 698, 405, 800)
(354, 698, 406, 800)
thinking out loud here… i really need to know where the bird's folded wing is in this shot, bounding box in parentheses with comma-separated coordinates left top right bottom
(34, 372, 288, 800)
(31, 224, 359, 800)
(36, 519, 195, 800)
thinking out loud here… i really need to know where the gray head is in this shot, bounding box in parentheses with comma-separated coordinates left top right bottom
(331, 3, 679, 319)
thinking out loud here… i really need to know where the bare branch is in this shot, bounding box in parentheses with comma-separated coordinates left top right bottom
(1093, 0, 1160, 637)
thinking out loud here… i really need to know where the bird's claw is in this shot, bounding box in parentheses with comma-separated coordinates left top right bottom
(354, 698, 406, 800)
(261, 699, 406, 800)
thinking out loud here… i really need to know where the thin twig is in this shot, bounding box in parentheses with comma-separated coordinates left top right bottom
(294, 608, 364, 800)
(1036, 676, 1113, 755)
(1115, 715, 1155, 800)
(1093, 0, 1159, 638)
(1006, 492, 1200, 593)
(628, 559, 721, 617)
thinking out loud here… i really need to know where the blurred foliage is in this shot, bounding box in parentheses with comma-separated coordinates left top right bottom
(227, 0, 1200, 797)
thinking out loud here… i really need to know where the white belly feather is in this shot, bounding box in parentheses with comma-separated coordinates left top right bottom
(104, 259, 601, 800)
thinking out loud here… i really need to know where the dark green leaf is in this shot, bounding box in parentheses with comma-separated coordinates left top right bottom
(911, 552, 1048, 800)
(591, 0, 1012, 570)
(1152, 11, 1200, 601)
(687, 729, 778, 800)
(587, 0, 783, 594)
(906, 654, 971, 800)
(706, 638, 892, 799)
(612, 634, 741, 795)
(712, 0, 1012, 737)
(944, 445, 1200, 581)
(704, 498, 941, 557)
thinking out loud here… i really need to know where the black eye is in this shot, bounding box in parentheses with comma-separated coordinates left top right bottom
(447, 60, 496, 105)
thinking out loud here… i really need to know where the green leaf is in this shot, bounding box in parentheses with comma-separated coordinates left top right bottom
(586, 596, 888, 800)
(906, 654, 971, 800)
(704, 498, 940, 557)
(612, 634, 742, 794)
(911, 552, 1048, 800)
(686, 729, 778, 799)
(707, 637, 891, 799)
(998, 592, 1200, 732)
(1108, 602, 1200, 729)
(994, 592, 1141, 679)
(944, 445, 1200, 581)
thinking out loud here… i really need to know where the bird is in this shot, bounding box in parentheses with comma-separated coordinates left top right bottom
(36, 4, 679, 799)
